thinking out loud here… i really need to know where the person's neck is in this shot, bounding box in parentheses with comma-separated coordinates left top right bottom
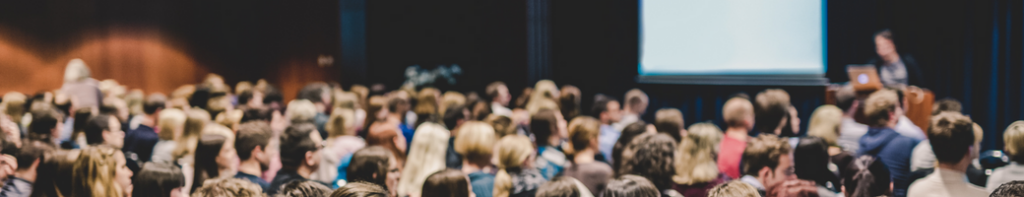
(296, 165, 314, 179)
(545, 136, 561, 148)
(725, 127, 749, 141)
(141, 114, 157, 127)
(388, 113, 403, 123)
(937, 159, 971, 174)
(13, 169, 35, 183)
(573, 149, 596, 164)
(238, 159, 263, 176)
(461, 159, 492, 174)
(885, 53, 902, 64)
(492, 101, 505, 107)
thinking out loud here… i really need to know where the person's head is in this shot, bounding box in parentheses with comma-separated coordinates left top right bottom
(531, 109, 567, 146)
(841, 155, 890, 197)
(487, 81, 511, 106)
(535, 176, 581, 197)
(326, 108, 357, 138)
(723, 97, 755, 131)
(932, 98, 963, 115)
(1003, 121, 1024, 163)
(620, 133, 677, 191)
(280, 123, 323, 172)
(793, 137, 838, 188)
(455, 121, 497, 165)
(331, 181, 390, 197)
(190, 177, 264, 197)
(525, 80, 560, 114)
(654, 108, 685, 142)
(387, 94, 410, 116)
(623, 89, 649, 115)
(874, 29, 897, 60)
(14, 140, 51, 174)
(64, 58, 92, 83)
(707, 180, 760, 197)
(613, 121, 650, 175)
(559, 85, 581, 121)
(287, 99, 318, 124)
(193, 132, 238, 193)
(835, 85, 858, 113)
(469, 100, 491, 121)
(863, 89, 899, 128)
(494, 135, 536, 197)
(991, 181, 1024, 197)
(415, 88, 441, 122)
(673, 122, 723, 185)
(133, 162, 186, 197)
(2, 92, 26, 123)
(29, 108, 63, 144)
(592, 94, 622, 125)
(144, 93, 167, 116)
(754, 89, 793, 136)
(366, 121, 407, 161)
(440, 91, 465, 117)
(927, 112, 976, 166)
(566, 116, 601, 156)
(157, 108, 187, 141)
(235, 121, 273, 171)
(399, 123, 451, 197)
(364, 96, 389, 132)
(422, 169, 472, 197)
(602, 175, 659, 197)
(277, 180, 333, 197)
(298, 82, 333, 108)
(443, 104, 469, 131)
(84, 114, 124, 148)
(349, 146, 398, 195)
(484, 114, 515, 138)
(741, 134, 794, 188)
(72, 146, 132, 197)
(807, 105, 843, 147)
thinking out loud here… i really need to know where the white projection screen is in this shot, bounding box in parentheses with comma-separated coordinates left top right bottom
(638, 0, 828, 85)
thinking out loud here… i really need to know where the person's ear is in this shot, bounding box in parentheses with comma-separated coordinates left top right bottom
(29, 157, 40, 169)
(759, 166, 772, 180)
(251, 145, 263, 158)
(305, 151, 316, 166)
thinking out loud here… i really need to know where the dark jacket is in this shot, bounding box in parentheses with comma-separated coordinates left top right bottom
(857, 127, 920, 197)
(867, 55, 926, 87)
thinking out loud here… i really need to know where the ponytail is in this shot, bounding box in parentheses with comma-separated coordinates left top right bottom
(493, 135, 533, 197)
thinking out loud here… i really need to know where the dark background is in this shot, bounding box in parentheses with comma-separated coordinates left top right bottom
(0, 0, 1021, 150)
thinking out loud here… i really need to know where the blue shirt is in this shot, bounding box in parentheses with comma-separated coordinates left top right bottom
(598, 125, 620, 164)
(400, 124, 415, 149)
(124, 124, 160, 163)
(334, 154, 355, 188)
(468, 171, 495, 197)
(858, 127, 920, 197)
(235, 172, 271, 193)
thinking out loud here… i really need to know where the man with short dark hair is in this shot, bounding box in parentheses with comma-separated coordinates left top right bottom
(739, 134, 794, 196)
(486, 81, 512, 117)
(123, 93, 165, 166)
(907, 112, 985, 197)
(235, 121, 274, 193)
(443, 104, 469, 169)
(592, 94, 622, 163)
(0, 141, 50, 197)
(858, 90, 919, 197)
(991, 181, 1024, 197)
(613, 89, 647, 132)
(83, 114, 125, 149)
(269, 123, 324, 195)
(753, 89, 797, 137)
(27, 109, 62, 146)
(653, 108, 684, 142)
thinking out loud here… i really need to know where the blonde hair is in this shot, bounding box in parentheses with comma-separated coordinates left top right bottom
(494, 135, 535, 197)
(325, 108, 356, 138)
(707, 180, 760, 197)
(455, 121, 497, 161)
(397, 122, 451, 197)
(214, 109, 243, 131)
(526, 80, 560, 115)
(565, 116, 601, 155)
(673, 122, 724, 185)
(415, 88, 441, 114)
(286, 99, 318, 123)
(863, 90, 899, 127)
(723, 97, 753, 128)
(64, 58, 91, 83)
(484, 114, 516, 138)
(2, 92, 26, 122)
(174, 108, 209, 160)
(157, 108, 187, 141)
(1005, 121, 1024, 162)
(333, 91, 359, 110)
(807, 105, 843, 146)
(439, 91, 466, 116)
(72, 146, 124, 197)
(126, 89, 145, 116)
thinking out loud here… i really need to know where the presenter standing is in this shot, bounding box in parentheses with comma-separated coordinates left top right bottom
(868, 29, 925, 88)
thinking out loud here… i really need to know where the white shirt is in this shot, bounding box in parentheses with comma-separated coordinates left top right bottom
(910, 141, 937, 172)
(894, 116, 927, 140)
(838, 117, 869, 153)
(987, 162, 1024, 193)
(907, 168, 987, 197)
(491, 102, 512, 117)
(611, 113, 639, 132)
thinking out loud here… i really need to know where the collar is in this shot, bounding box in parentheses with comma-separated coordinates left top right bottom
(740, 175, 765, 191)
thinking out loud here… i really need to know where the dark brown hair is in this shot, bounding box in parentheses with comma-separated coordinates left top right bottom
(348, 146, 392, 187)
(613, 121, 647, 176)
(193, 134, 228, 193)
(927, 112, 975, 163)
(620, 133, 677, 191)
(235, 121, 272, 160)
(29, 108, 62, 143)
(280, 123, 320, 168)
(83, 114, 113, 145)
(531, 109, 559, 146)
(753, 89, 792, 136)
(741, 134, 792, 176)
(422, 169, 471, 197)
(133, 162, 185, 197)
(654, 108, 684, 142)
(535, 176, 580, 197)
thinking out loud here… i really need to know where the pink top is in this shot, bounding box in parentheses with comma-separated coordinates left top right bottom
(717, 135, 746, 179)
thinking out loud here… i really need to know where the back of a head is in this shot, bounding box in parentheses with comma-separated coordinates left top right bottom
(590, 94, 615, 118)
(559, 85, 581, 121)
(133, 162, 185, 197)
(455, 121, 497, 162)
(654, 108, 684, 142)
(332, 182, 389, 197)
(531, 109, 559, 146)
(298, 82, 330, 104)
(613, 121, 648, 174)
(486, 81, 506, 102)
(422, 169, 471, 197)
(753, 89, 791, 135)
(494, 135, 535, 197)
(535, 176, 581, 197)
(807, 105, 843, 147)
(932, 98, 962, 115)
(235, 121, 272, 161)
(280, 123, 319, 168)
(707, 180, 760, 197)
(157, 108, 186, 141)
(193, 134, 230, 193)
(399, 123, 451, 197)
(484, 114, 515, 138)
(624, 88, 648, 114)
(673, 122, 723, 185)
(1003, 121, 1024, 164)
(863, 89, 898, 127)
(741, 134, 792, 177)
(415, 88, 441, 117)
(793, 137, 836, 188)
(442, 104, 467, 130)
(834, 85, 857, 112)
(287, 99, 318, 123)
(144, 93, 167, 115)
(566, 116, 601, 155)
(29, 108, 62, 142)
(191, 177, 264, 197)
(15, 140, 52, 172)
(366, 121, 399, 149)
(842, 155, 890, 197)
(602, 175, 659, 197)
(927, 112, 975, 164)
(349, 146, 392, 187)
(72, 146, 122, 197)
(723, 97, 754, 129)
(326, 108, 356, 138)
(83, 114, 112, 145)
(64, 58, 91, 83)
(991, 181, 1024, 197)
(621, 133, 677, 191)
(277, 180, 333, 197)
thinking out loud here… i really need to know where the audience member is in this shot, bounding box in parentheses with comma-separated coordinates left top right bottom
(525, 80, 560, 115)
(83, 114, 125, 149)
(842, 155, 891, 197)
(909, 122, 987, 187)
(132, 162, 186, 197)
(487, 82, 513, 117)
(27, 108, 62, 147)
(414, 88, 441, 129)
(150, 108, 186, 166)
(191, 177, 264, 197)
(931, 98, 962, 115)
(719, 97, 755, 179)
(613, 89, 648, 132)
(907, 112, 985, 197)
(653, 108, 685, 142)
(793, 137, 840, 197)
(807, 105, 844, 156)
(277, 180, 333, 197)
(363, 96, 390, 136)
(298, 83, 333, 136)
(191, 128, 239, 194)
(365, 121, 407, 170)
(386, 94, 415, 147)
(1, 141, 50, 197)
(990, 181, 1024, 197)
(60, 59, 102, 110)
(313, 108, 365, 185)
(740, 134, 794, 196)
(123, 93, 165, 168)
(858, 89, 919, 197)
(707, 180, 760, 197)
(765, 179, 820, 197)
(563, 116, 613, 195)
(234, 121, 274, 192)
(483, 114, 516, 138)
(455, 121, 498, 197)
(834, 84, 870, 154)
(889, 89, 926, 140)
(592, 94, 621, 164)
(531, 109, 569, 179)
(672, 122, 729, 197)
(602, 175, 659, 197)
(612, 121, 649, 177)
(443, 104, 469, 169)
(331, 181, 389, 197)
(754, 89, 798, 137)
(71, 146, 133, 197)
(397, 123, 450, 197)
(348, 146, 400, 197)
(494, 135, 546, 197)
(422, 169, 473, 197)
(558, 85, 581, 121)
(989, 120, 1024, 192)
(535, 176, 592, 197)
(620, 133, 678, 197)
(269, 123, 325, 195)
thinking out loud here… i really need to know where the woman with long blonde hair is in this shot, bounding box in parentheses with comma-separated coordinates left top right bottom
(494, 135, 546, 197)
(672, 122, 729, 197)
(72, 146, 134, 197)
(397, 122, 451, 197)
